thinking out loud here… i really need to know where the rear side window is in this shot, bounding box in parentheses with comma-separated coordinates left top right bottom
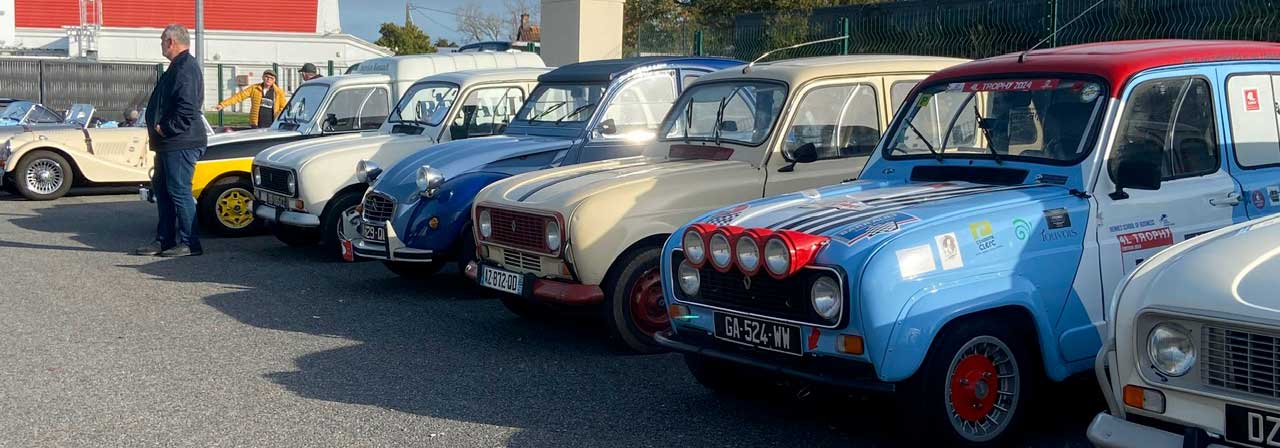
(889, 81, 919, 119)
(449, 87, 525, 140)
(1110, 77, 1219, 181)
(1227, 74, 1280, 168)
(784, 83, 881, 159)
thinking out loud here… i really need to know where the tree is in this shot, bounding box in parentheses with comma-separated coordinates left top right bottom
(455, 4, 507, 43)
(375, 22, 437, 55)
(434, 37, 459, 48)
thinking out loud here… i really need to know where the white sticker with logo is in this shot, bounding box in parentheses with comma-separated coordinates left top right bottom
(935, 232, 964, 270)
(896, 244, 937, 279)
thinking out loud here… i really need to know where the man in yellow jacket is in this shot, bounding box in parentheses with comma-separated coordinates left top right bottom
(214, 70, 286, 128)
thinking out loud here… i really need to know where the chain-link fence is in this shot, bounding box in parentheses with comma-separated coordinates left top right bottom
(636, 0, 1280, 62)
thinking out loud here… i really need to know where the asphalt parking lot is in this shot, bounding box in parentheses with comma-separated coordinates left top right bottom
(0, 191, 1103, 447)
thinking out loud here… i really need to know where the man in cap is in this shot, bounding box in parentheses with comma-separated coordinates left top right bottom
(301, 63, 323, 81)
(214, 70, 286, 128)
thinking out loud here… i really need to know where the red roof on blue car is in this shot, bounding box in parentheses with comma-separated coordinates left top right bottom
(929, 40, 1280, 96)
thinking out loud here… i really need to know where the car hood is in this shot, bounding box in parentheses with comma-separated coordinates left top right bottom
(485, 157, 754, 212)
(208, 128, 301, 146)
(253, 132, 372, 168)
(1121, 215, 1280, 325)
(371, 133, 577, 201)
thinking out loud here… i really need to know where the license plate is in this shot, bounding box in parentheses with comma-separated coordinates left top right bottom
(714, 312, 802, 356)
(257, 191, 291, 209)
(1226, 404, 1280, 447)
(362, 223, 387, 243)
(478, 265, 523, 295)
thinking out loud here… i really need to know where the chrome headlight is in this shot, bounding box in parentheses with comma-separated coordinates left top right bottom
(286, 172, 296, 195)
(252, 165, 261, 186)
(764, 237, 790, 277)
(544, 219, 561, 252)
(708, 232, 732, 270)
(1148, 323, 1196, 377)
(682, 228, 705, 265)
(677, 260, 700, 296)
(355, 159, 382, 183)
(477, 209, 492, 239)
(416, 165, 444, 198)
(811, 276, 841, 322)
(735, 236, 760, 274)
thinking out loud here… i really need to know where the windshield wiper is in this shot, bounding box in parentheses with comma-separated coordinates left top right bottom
(972, 103, 1003, 165)
(528, 101, 567, 122)
(906, 121, 943, 163)
(711, 86, 743, 146)
(555, 102, 597, 126)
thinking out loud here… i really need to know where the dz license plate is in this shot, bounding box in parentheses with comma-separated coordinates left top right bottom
(1227, 404, 1280, 447)
(478, 265, 523, 295)
(362, 223, 387, 243)
(258, 191, 291, 209)
(714, 312, 802, 356)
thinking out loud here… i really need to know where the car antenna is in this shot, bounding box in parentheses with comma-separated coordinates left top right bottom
(744, 36, 847, 74)
(1017, 0, 1106, 63)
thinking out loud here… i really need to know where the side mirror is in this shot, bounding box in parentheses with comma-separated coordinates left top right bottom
(322, 113, 337, 132)
(778, 142, 818, 172)
(718, 121, 738, 132)
(1109, 141, 1162, 199)
(597, 118, 617, 135)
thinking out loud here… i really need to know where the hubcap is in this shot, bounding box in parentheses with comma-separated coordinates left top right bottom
(216, 187, 254, 229)
(627, 268, 667, 337)
(25, 159, 64, 194)
(944, 336, 1019, 442)
(336, 205, 360, 242)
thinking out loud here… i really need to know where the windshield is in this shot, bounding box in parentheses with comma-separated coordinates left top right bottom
(278, 84, 329, 126)
(885, 78, 1106, 164)
(0, 101, 33, 122)
(660, 81, 787, 146)
(63, 104, 94, 127)
(392, 82, 458, 127)
(514, 83, 607, 125)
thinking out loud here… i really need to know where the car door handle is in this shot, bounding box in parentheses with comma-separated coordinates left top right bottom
(1210, 192, 1242, 207)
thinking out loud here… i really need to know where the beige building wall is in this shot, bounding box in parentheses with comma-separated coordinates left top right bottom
(541, 0, 625, 66)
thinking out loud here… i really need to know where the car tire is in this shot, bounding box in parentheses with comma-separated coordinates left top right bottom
(14, 150, 74, 200)
(896, 316, 1037, 447)
(199, 178, 258, 236)
(684, 354, 770, 395)
(603, 245, 668, 354)
(272, 223, 320, 247)
(2, 176, 18, 194)
(498, 295, 556, 320)
(455, 225, 476, 274)
(320, 189, 363, 259)
(383, 260, 443, 278)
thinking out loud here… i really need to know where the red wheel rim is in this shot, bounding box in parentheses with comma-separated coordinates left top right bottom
(627, 268, 667, 336)
(949, 354, 1000, 423)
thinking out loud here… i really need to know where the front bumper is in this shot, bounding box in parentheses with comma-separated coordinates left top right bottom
(465, 261, 603, 305)
(655, 330, 891, 393)
(1087, 413, 1229, 448)
(254, 204, 320, 227)
(353, 218, 434, 262)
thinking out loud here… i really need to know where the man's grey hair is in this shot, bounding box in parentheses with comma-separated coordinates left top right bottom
(161, 24, 190, 46)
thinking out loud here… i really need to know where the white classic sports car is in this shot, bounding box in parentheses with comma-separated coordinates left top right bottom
(1, 104, 149, 200)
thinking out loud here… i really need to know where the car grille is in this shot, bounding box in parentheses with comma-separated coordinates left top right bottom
(255, 165, 293, 196)
(362, 193, 395, 223)
(490, 208, 548, 253)
(669, 251, 838, 326)
(1203, 324, 1280, 400)
(502, 249, 542, 273)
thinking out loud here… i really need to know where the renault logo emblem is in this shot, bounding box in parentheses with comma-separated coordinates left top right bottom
(742, 275, 752, 290)
(511, 221, 518, 233)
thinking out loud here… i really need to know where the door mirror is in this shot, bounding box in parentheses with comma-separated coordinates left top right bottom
(1109, 140, 1162, 199)
(779, 142, 819, 172)
(597, 118, 617, 135)
(322, 113, 337, 132)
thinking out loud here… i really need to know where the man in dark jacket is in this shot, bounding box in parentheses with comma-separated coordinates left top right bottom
(134, 24, 206, 257)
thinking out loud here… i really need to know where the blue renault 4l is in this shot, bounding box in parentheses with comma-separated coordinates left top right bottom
(657, 40, 1280, 445)
(352, 56, 742, 276)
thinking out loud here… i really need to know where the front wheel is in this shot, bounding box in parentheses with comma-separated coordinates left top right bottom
(320, 189, 363, 260)
(603, 245, 667, 353)
(898, 318, 1036, 446)
(15, 150, 74, 200)
(199, 178, 258, 236)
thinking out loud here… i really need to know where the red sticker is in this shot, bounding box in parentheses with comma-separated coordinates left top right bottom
(1117, 227, 1174, 253)
(341, 239, 355, 262)
(963, 79, 1061, 93)
(1245, 89, 1261, 111)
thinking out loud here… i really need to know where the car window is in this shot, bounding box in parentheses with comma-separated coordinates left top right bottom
(661, 81, 787, 146)
(889, 81, 919, 119)
(1110, 77, 1219, 182)
(784, 83, 881, 160)
(598, 71, 678, 139)
(392, 82, 459, 127)
(278, 84, 329, 126)
(29, 106, 62, 123)
(1227, 75, 1280, 168)
(449, 86, 525, 140)
(516, 83, 607, 125)
(358, 89, 390, 130)
(322, 87, 374, 133)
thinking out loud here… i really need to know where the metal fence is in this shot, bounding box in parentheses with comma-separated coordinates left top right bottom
(636, 0, 1280, 61)
(0, 59, 161, 120)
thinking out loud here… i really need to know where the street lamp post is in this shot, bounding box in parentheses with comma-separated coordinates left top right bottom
(195, 0, 205, 65)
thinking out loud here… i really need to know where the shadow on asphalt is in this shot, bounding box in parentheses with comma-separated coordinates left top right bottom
(2, 193, 1102, 447)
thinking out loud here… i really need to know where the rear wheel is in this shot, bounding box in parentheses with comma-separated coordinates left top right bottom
(15, 150, 73, 200)
(603, 245, 667, 353)
(199, 178, 258, 236)
(272, 223, 320, 247)
(383, 260, 443, 279)
(320, 189, 363, 260)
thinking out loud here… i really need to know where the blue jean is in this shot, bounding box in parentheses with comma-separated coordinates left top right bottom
(153, 148, 204, 250)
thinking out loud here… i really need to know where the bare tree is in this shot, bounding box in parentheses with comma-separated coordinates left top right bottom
(455, 4, 506, 43)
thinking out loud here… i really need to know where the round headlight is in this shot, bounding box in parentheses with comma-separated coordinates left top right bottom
(355, 159, 381, 183)
(708, 232, 732, 270)
(764, 237, 791, 277)
(416, 165, 444, 197)
(811, 276, 841, 321)
(478, 209, 492, 239)
(286, 172, 296, 195)
(677, 260, 700, 296)
(736, 236, 760, 274)
(252, 166, 261, 186)
(545, 219, 561, 252)
(682, 228, 705, 265)
(1148, 323, 1196, 377)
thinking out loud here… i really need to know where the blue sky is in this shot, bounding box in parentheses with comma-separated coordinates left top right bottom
(339, 0, 511, 45)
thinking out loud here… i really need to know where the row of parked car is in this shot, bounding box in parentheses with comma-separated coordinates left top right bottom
(4, 40, 1280, 447)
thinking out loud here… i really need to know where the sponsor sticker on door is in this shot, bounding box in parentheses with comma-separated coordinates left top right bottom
(1118, 227, 1174, 253)
(895, 244, 936, 279)
(1245, 88, 1262, 111)
(934, 233, 964, 270)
